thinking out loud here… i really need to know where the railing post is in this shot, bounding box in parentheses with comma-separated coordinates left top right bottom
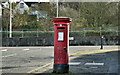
(37, 29, 39, 37)
(22, 29, 24, 38)
(100, 27, 102, 36)
(83, 28, 85, 37)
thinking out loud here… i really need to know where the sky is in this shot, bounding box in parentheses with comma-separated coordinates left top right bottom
(9, 0, 50, 2)
(8, 0, 120, 2)
(0, 0, 119, 3)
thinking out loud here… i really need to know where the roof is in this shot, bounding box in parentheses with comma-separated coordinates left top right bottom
(0, 0, 8, 3)
(9, 0, 50, 2)
(0, 0, 50, 3)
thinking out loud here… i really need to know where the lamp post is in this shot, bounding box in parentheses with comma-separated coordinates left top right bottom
(9, 0, 12, 38)
(100, 26, 103, 49)
(100, 36, 103, 49)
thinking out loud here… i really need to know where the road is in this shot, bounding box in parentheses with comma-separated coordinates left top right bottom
(0, 46, 118, 73)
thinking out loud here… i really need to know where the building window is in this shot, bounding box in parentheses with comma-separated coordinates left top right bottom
(31, 4, 34, 7)
(20, 3, 24, 8)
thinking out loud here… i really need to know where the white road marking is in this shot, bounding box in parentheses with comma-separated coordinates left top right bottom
(90, 67, 98, 69)
(23, 48, 30, 51)
(69, 62, 81, 65)
(1, 49, 7, 52)
(41, 47, 54, 48)
(85, 63, 104, 66)
(2, 53, 17, 58)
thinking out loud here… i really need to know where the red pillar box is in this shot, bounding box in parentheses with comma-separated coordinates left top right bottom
(52, 17, 71, 73)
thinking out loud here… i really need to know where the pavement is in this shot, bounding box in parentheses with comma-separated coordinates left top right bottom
(69, 49, 119, 74)
(0, 46, 119, 75)
(40, 46, 119, 75)
(1, 46, 100, 73)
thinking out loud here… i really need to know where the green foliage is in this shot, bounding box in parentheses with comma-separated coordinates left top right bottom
(2, 9, 10, 29)
(12, 14, 37, 29)
(59, 2, 118, 27)
(2, 2, 118, 29)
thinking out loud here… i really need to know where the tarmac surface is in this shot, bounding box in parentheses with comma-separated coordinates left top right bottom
(0, 46, 119, 75)
(41, 46, 119, 75)
(69, 50, 119, 74)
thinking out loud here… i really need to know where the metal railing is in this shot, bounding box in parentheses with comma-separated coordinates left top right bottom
(2, 26, 119, 38)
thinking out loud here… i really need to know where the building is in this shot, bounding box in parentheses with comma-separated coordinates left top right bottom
(0, 0, 8, 3)
(14, 0, 48, 20)
(29, 11, 47, 21)
(1, 1, 9, 8)
(1, 0, 48, 21)
(9, 0, 50, 3)
(15, 0, 29, 14)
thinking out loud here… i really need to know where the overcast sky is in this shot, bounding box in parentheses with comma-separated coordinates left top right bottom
(0, 0, 120, 3)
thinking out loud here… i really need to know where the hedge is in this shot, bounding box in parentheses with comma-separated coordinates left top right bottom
(2, 30, 118, 38)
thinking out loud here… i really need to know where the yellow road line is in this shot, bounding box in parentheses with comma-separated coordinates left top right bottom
(70, 48, 119, 56)
(27, 62, 53, 73)
(27, 48, 119, 73)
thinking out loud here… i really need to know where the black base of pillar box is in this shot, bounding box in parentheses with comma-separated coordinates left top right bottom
(100, 47, 103, 49)
(53, 64, 69, 73)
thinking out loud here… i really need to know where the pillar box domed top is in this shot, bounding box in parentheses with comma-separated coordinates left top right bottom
(52, 17, 72, 24)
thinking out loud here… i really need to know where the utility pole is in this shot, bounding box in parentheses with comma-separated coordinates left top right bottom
(9, 0, 12, 38)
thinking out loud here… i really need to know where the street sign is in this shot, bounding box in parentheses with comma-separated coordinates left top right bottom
(69, 37, 74, 40)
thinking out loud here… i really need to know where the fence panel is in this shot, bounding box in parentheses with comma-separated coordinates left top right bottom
(2, 26, 119, 38)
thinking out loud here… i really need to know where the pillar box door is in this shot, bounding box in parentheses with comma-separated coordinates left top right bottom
(52, 17, 71, 73)
(55, 24, 68, 64)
